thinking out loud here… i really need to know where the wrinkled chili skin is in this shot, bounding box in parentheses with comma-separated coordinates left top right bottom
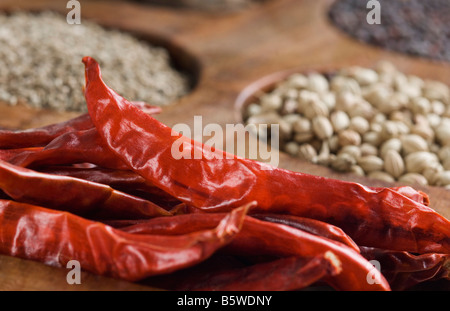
(38, 166, 181, 208)
(0, 102, 161, 150)
(0, 114, 93, 149)
(360, 246, 450, 290)
(8, 128, 128, 170)
(0, 200, 248, 281)
(116, 212, 390, 291)
(251, 214, 360, 252)
(178, 255, 341, 291)
(83, 56, 450, 255)
(0, 159, 171, 219)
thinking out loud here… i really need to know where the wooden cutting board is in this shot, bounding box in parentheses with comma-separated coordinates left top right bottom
(0, 0, 449, 290)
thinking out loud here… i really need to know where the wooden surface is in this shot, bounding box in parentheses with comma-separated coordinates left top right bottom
(0, 0, 449, 290)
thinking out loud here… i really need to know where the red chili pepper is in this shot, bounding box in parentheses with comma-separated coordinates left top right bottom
(372, 186, 430, 206)
(0, 102, 161, 149)
(0, 200, 249, 281)
(0, 114, 92, 149)
(0, 147, 44, 162)
(177, 253, 342, 291)
(8, 128, 128, 170)
(250, 214, 360, 252)
(37, 166, 181, 208)
(0, 159, 171, 219)
(360, 246, 450, 291)
(82, 56, 450, 255)
(115, 212, 390, 290)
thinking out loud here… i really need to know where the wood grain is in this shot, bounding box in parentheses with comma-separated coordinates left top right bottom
(0, 0, 449, 290)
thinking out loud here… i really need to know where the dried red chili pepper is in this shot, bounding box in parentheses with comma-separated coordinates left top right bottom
(0, 114, 92, 149)
(372, 186, 430, 206)
(251, 214, 360, 252)
(82, 56, 450, 255)
(115, 212, 390, 290)
(0, 200, 249, 281)
(360, 246, 450, 290)
(0, 102, 161, 149)
(177, 253, 342, 291)
(38, 166, 181, 208)
(8, 128, 128, 170)
(0, 159, 171, 219)
(0, 147, 43, 162)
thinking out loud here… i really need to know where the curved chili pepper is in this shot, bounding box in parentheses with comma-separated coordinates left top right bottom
(360, 246, 450, 291)
(178, 253, 342, 291)
(8, 128, 128, 170)
(250, 214, 360, 252)
(371, 186, 430, 206)
(115, 212, 390, 290)
(0, 159, 171, 219)
(38, 166, 181, 208)
(0, 147, 44, 162)
(0, 114, 92, 149)
(0, 200, 249, 281)
(0, 102, 161, 149)
(82, 56, 450, 255)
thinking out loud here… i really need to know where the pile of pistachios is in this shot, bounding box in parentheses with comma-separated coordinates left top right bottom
(243, 61, 450, 188)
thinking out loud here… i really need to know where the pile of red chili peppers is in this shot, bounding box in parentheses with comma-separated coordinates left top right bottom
(0, 56, 449, 291)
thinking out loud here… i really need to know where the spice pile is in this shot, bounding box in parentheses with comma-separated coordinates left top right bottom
(0, 11, 189, 112)
(243, 62, 450, 188)
(0, 57, 449, 291)
(329, 0, 450, 62)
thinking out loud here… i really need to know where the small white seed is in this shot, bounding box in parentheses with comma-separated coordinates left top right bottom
(410, 123, 435, 142)
(338, 129, 361, 146)
(362, 131, 382, 147)
(331, 153, 356, 172)
(380, 138, 402, 159)
(383, 150, 405, 178)
(307, 73, 329, 93)
(303, 98, 329, 119)
(405, 151, 439, 174)
(281, 98, 298, 115)
(293, 132, 314, 143)
(435, 121, 450, 145)
(312, 116, 334, 140)
(335, 91, 357, 112)
(330, 110, 350, 132)
(330, 76, 361, 95)
(398, 173, 428, 186)
(438, 146, 450, 163)
(360, 143, 378, 156)
(401, 134, 429, 155)
(339, 145, 362, 160)
(297, 143, 317, 163)
(436, 171, 450, 186)
(246, 103, 262, 116)
(349, 116, 370, 135)
(292, 117, 311, 134)
(409, 97, 431, 115)
(368, 171, 395, 183)
(286, 73, 309, 89)
(358, 155, 384, 173)
(284, 141, 300, 157)
(350, 165, 365, 176)
(282, 114, 302, 125)
(423, 162, 443, 185)
(260, 94, 283, 111)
